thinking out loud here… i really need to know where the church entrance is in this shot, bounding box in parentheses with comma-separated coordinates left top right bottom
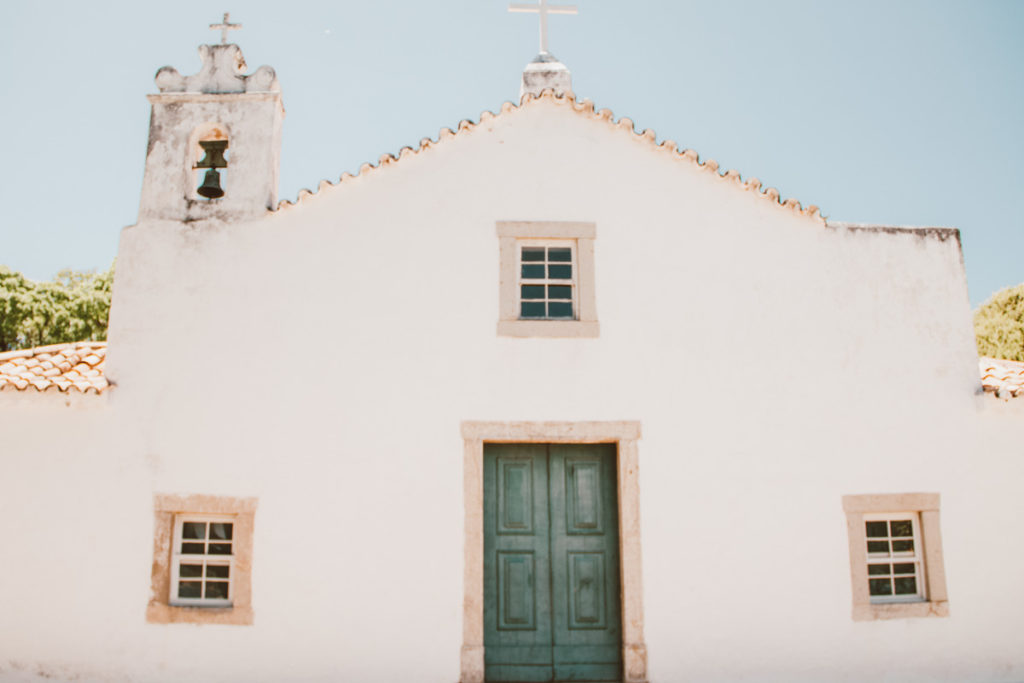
(484, 443, 622, 682)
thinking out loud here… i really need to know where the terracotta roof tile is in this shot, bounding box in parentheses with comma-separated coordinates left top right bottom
(979, 357, 1024, 400)
(0, 342, 109, 395)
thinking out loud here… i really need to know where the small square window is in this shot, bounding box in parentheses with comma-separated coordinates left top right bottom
(497, 222, 598, 338)
(842, 493, 948, 621)
(517, 242, 578, 320)
(147, 494, 256, 626)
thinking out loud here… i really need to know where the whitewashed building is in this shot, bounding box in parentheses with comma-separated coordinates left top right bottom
(1, 17, 1023, 683)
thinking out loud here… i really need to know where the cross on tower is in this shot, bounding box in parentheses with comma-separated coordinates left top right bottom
(209, 12, 242, 45)
(509, 0, 578, 55)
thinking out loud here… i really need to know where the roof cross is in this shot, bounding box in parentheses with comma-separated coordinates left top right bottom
(509, 0, 578, 55)
(209, 12, 242, 45)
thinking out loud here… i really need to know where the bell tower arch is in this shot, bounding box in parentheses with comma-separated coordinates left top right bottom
(138, 26, 283, 224)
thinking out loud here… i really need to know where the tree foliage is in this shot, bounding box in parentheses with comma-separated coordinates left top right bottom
(974, 283, 1024, 362)
(0, 263, 114, 352)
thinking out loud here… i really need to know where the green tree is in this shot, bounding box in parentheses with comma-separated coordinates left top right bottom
(974, 283, 1024, 362)
(0, 263, 114, 352)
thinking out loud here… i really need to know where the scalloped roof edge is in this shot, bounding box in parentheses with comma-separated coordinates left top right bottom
(275, 89, 824, 223)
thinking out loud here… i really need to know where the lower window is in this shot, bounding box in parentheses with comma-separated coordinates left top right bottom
(147, 494, 256, 625)
(842, 493, 948, 621)
(170, 516, 235, 607)
(864, 513, 925, 602)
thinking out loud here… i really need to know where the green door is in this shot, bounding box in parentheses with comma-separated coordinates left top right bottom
(484, 444, 622, 682)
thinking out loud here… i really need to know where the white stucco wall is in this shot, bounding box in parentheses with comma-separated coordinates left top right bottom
(1, 95, 1021, 682)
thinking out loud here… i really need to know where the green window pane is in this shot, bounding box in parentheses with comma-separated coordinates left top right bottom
(182, 522, 206, 539)
(521, 302, 546, 318)
(548, 302, 574, 319)
(865, 521, 888, 538)
(179, 564, 203, 578)
(868, 578, 892, 596)
(178, 581, 202, 598)
(521, 264, 545, 278)
(209, 523, 233, 540)
(893, 563, 915, 575)
(548, 264, 572, 279)
(208, 543, 232, 555)
(521, 285, 545, 300)
(893, 577, 918, 595)
(867, 563, 891, 576)
(181, 542, 205, 554)
(521, 248, 545, 262)
(548, 285, 572, 300)
(548, 248, 571, 262)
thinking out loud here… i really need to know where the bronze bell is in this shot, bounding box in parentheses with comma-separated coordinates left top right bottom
(197, 168, 225, 199)
(195, 140, 228, 169)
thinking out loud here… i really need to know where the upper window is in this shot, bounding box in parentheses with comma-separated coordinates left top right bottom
(147, 494, 256, 626)
(518, 242, 577, 320)
(842, 493, 948, 621)
(497, 221, 598, 338)
(170, 516, 235, 607)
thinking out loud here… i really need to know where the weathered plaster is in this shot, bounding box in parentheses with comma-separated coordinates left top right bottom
(139, 44, 283, 224)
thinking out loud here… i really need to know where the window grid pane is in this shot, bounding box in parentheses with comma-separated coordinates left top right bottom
(518, 245, 576, 320)
(173, 518, 234, 606)
(865, 516, 924, 603)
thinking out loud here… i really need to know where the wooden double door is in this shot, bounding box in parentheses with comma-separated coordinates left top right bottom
(484, 444, 622, 682)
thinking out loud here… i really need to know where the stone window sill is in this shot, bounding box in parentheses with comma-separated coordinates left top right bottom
(497, 320, 599, 338)
(852, 600, 949, 621)
(146, 602, 253, 625)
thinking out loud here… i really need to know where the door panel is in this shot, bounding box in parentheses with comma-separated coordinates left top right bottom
(485, 445, 552, 677)
(549, 445, 622, 681)
(485, 444, 621, 682)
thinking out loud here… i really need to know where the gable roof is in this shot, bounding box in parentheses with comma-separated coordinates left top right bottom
(276, 89, 824, 223)
(0, 342, 108, 394)
(980, 357, 1024, 400)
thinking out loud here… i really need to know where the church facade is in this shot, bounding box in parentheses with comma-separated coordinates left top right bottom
(1, 21, 1023, 683)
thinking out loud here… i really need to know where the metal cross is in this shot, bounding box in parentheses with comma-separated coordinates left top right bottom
(509, 0, 578, 55)
(209, 12, 242, 44)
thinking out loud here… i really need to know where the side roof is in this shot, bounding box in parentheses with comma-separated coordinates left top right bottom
(980, 357, 1024, 400)
(0, 342, 108, 394)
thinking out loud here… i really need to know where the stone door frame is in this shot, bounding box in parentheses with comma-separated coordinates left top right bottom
(460, 421, 647, 683)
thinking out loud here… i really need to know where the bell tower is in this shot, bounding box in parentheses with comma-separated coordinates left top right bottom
(138, 14, 283, 223)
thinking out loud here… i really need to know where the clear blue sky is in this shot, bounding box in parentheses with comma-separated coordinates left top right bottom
(1, 0, 1021, 306)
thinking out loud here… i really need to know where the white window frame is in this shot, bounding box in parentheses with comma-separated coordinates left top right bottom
(516, 239, 579, 321)
(862, 512, 927, 604)
(169, 514, 236, 608)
